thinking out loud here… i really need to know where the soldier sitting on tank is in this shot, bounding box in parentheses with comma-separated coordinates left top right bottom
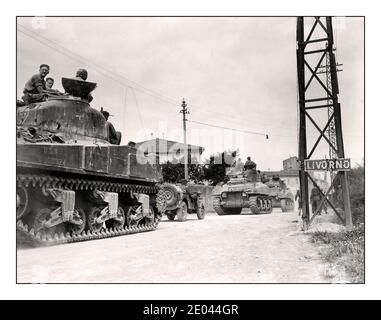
(101, 109, 122, 145)
(44, 77, 63, 96)
(244, 156, 257, 182)
(74, 68, 93, 102)
(22, 64, 50, 104)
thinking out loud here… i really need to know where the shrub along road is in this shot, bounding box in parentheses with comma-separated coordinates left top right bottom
(17, 209, 329, 283)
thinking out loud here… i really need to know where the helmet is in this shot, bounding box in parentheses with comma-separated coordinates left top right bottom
(76, 68, 88, 81)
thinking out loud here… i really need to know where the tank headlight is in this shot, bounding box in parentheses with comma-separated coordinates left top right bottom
(221, 192, 227, 198)
(242, 192, 247, 197)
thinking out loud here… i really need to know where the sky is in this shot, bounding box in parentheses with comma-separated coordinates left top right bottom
(16, 17, 364, 171)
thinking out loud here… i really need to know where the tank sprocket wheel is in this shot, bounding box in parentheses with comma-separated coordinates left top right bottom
(176, 201, 188, 221)
(106, 207, 126, 230)
(196, 203, 206, 220)
(87, 206, 104, 233)
(16, 186, 29, 219)
(249, 197, 260, 214)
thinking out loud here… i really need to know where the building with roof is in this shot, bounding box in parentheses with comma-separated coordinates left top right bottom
(135, 138, 204, 164)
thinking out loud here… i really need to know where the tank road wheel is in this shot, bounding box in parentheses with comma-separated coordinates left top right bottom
(267, 199, 273, 214)
(196, 203, 206, 220)
(33, 207, 64, 236)
(249, 197, 260, 214)
(16, 186, 29, 220)
(166, 211, 176, 221)
(176, 201, 188, 221)
(106, 207, 125, 230)
(142, 206, 155, 226)
(86, 206, 104, 233)
(212, 196, 226, 216)
(67, 208, 86, 235)
(126, 205, 155, 227)
(126, 205, 139, 227)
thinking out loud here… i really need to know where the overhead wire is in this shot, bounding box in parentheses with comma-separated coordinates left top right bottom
(17, 22, 299, 142)
(17, 23, 180, 107)
(17, 23, 286, 130)
(187, 119, 269, 138)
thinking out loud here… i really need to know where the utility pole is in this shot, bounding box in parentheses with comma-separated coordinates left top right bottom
(180, 98, 190, 181)
(296, 17, 352, 230)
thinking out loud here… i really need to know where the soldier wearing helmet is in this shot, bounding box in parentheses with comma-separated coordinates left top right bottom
(75, 68, 88, 81)
(101, 108, 122, 145)
(74, 68, 93, 102)
(244, 156, 257, 182)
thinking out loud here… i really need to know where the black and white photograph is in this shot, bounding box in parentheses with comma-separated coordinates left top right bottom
(3, 0, 381, 303)
(14, 15, 365, 285)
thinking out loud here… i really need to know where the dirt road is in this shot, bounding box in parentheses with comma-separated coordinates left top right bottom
(17, 209, 328, 283)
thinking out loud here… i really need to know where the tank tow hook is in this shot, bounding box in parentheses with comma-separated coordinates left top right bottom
(42, 188, 78, 227)
(94, 191, 118, 224)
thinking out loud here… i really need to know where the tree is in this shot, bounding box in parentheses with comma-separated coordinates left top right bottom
(161, 156, 205, 183)
(203, 149, 238, 186)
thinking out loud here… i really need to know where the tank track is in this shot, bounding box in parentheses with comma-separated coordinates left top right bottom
(16, 174, 157, 194)
(249, 196, 272, 214)
(16, 174, 162, 247)
(212, 196, 226, 216)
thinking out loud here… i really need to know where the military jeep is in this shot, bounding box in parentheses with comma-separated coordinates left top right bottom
(160, 183, 206, 221)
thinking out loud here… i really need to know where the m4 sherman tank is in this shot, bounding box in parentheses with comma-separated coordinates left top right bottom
(212, 171, 272, 215)
(16, 77, 167, 246)
(262, 175, 295, 212)
(160, 183, 206, 221)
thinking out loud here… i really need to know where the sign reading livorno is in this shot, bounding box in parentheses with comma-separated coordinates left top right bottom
(304, 158, 351, 171)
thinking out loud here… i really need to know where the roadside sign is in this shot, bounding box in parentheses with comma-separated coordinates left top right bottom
(304, 158, 351, 171)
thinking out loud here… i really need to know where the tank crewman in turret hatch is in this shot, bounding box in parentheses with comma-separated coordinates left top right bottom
(244, 156, 257, 182)
(22, 64, 50, 104)
(101, 109, 122, 145)
(74, 68, 93, 102)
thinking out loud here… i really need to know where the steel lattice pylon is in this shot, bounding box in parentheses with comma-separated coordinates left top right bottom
(296, 16, 352, 230)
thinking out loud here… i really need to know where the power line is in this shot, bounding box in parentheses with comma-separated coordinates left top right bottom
(187, 119, 269, 138)
(17, 24, 179, 107)
(17, 22, 299, 141)
(17, 23, 284, 130)
(129, 86, 145, 129)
